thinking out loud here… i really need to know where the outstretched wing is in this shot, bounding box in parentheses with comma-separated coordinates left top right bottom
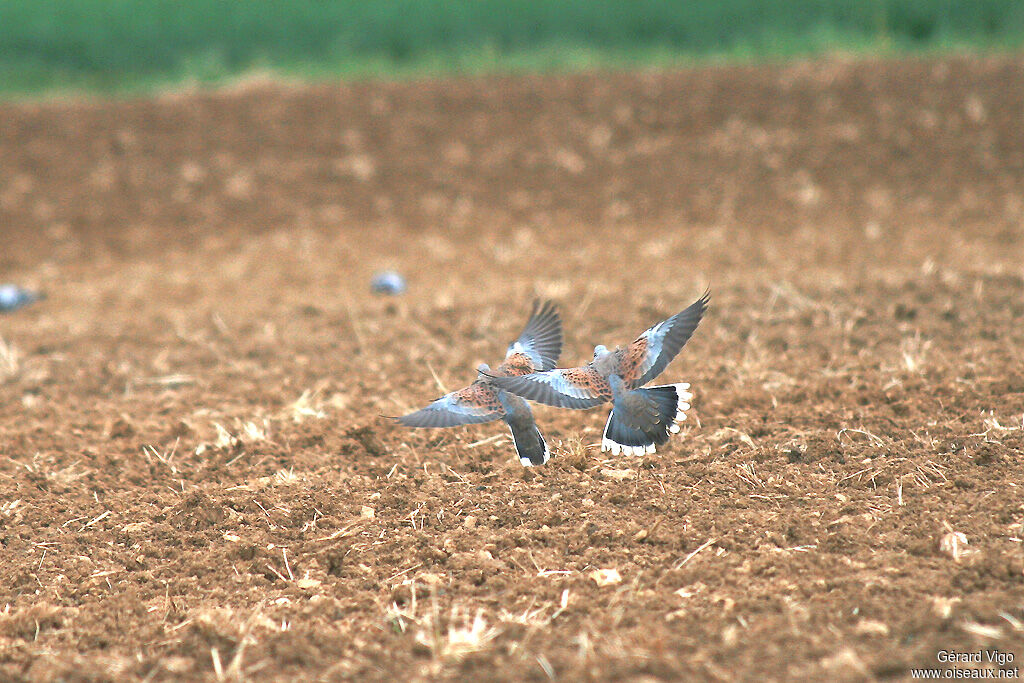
(502, 299, 563, 373)
(396, 382, 503, 428)
(621, 291, 709, 388)
(487, 366, 611, 410)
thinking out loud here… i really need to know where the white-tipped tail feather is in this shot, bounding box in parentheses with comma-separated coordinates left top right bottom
(601, 382, 694, 455)
(601, 412, 617, 453)
(513, 423, 551, 467)
(600, 433, 651, 457)
(670, 382, 692, 434)
(520, 436, 550, 467)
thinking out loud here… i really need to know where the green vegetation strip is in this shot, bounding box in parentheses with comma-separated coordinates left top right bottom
(1, 0, 1023, 94)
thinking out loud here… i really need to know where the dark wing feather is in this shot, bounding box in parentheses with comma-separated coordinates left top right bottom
(625, 291, 709, 388)
(504, 299, 563, 372)
(487, 366, 610, 410)
(397, 382, 503, 428)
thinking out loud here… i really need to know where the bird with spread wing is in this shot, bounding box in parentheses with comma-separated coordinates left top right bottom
(484, 291, 708, 456)
(394, 300, 562, 466)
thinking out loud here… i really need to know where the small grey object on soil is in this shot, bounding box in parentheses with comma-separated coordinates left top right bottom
(371, 271, 407, 295)
(0, 285, 43, 313)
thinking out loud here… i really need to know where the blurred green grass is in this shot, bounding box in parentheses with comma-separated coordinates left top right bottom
(1, 0, 1023, 95)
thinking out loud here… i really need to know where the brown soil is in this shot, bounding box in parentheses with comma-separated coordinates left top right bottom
(1, 55, 1023, 681)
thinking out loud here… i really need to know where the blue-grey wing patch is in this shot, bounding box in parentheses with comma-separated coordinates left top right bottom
(397, 382, 504, 428)
(505, 299, 563, 372)
(488, 366, 611, 410)
(624, 290, 709, 388)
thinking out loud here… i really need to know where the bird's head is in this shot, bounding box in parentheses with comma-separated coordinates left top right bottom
(592, 344, 608, 359)
(476, 363, 491, 376)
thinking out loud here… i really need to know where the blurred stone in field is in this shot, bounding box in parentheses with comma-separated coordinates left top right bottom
(0, 285, 43, 313)
(371, 271, 406, 295)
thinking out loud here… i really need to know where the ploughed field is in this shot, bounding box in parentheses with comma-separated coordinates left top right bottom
(1, 55, 1023, 681)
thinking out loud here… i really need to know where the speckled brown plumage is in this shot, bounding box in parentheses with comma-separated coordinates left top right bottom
(395, 299, 563, 466)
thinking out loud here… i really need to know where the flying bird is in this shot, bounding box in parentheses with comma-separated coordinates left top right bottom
(484, 291, 709, 456)
(395, 300, 563, 466)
